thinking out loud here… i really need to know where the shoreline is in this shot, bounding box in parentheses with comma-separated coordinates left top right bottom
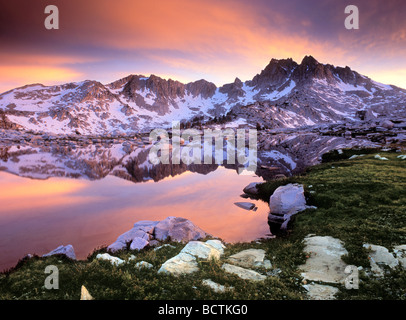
(1, 148, 406, 300)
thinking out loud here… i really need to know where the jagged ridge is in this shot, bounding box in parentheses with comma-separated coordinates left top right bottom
(0, 56, 405, 135)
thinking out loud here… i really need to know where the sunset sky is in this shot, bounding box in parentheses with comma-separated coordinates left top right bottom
(1, 0, 406, 93)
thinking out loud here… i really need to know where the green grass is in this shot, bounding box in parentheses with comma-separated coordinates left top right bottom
(0, 238, 306, 300)
(1, 149, 405, 300)
(258, 149, 406, 299)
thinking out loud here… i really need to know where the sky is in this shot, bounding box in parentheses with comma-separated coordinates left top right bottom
(1, 0, 406, 93)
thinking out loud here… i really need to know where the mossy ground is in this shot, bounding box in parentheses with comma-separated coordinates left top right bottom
(1, 149, 405, 300)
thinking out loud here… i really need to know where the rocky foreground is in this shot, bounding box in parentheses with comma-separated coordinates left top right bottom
(41, 218, 406, 301)
(1, 148, 405, 300)
(38, 180, 406, 300)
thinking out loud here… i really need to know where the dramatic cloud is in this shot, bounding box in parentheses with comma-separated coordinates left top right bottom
(1, 0, 405, 92)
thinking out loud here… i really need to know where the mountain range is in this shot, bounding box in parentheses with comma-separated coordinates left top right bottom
(1, 55, 405, 135)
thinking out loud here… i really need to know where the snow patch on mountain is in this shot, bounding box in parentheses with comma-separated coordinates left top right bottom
(1, 56, 405, 135)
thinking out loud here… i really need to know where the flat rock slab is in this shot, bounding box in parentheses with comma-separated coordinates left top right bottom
(202, 279, 233, 293)
(363, 243, 399, 276)
(299, 235, 348, 284)
(158, 240, 225, 276)
(234, 202, 256, 211)
(158, 252, 199, 276)
(303, 284, 339, 300)
(205, 240, 226, 254)
(227, 249, 272, 269)
(221, 263, 266, 281)
(180, 240, 224, 260)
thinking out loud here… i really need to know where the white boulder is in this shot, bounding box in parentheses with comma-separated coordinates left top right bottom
(96, 253, 125, 266)
(269, 183, 308, 215)
(158, 240, 225, 276)
(303, 283, 339, 300)
(363, 243, 399, 276)
(205, 240, 226, 255)
(180, 240, 223, 260)
(374, 154, 389, 161)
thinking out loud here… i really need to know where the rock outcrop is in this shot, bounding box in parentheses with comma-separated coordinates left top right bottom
(107, 220, 157, 253)
(363, 243, 402, 277)
(234, 202, 256, 211)
(107, 217, 208, 253)
(154, 217, 208, 243)
(299, 235, 349, 284)
(158, 240, 224, 276)
(299, 235, 406, 300)
(299, 235, 349, 300)
(268, 184, 315, 233)
(302, 283, 339, 301)
(96, 253, 125, 266)
(42, 244, 76, 260)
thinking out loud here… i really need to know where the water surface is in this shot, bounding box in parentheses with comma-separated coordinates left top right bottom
(0, 167, 270, 270)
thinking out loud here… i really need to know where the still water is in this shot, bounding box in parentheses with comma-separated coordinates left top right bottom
(0, 167, 271, 270)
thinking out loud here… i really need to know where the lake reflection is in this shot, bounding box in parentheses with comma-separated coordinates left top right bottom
(0, 167, 270, 270)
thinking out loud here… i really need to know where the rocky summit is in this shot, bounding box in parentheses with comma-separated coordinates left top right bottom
(0, 56, 405, 135)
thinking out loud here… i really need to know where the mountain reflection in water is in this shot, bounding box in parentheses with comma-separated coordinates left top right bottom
(0, 167, 270, 270)
(0, 131, 381, 270)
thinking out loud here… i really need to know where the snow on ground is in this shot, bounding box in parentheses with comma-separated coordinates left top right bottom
(334, 79, 370, 93)
(371, 80, 393, 91)
(241, 83, 260, 105)
(261, 150, 297, 170)
(224, 118, 247, 128)
(260, 80, 296, 101)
